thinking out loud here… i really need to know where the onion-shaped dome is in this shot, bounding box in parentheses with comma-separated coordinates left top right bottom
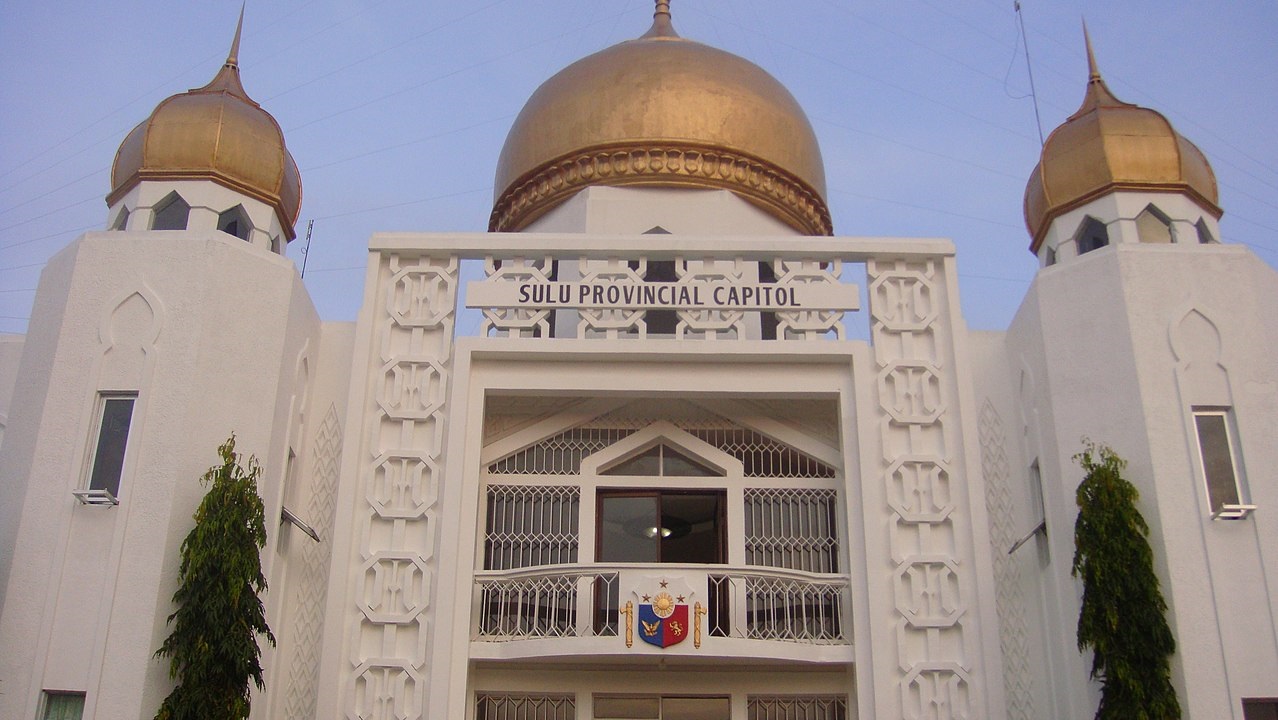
(491, 1, 830, 235)
(1023, 32, 1219, 252)
(107, 16, 302, 239)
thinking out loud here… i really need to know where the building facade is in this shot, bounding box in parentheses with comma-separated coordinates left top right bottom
(1, 4, 1276, 719)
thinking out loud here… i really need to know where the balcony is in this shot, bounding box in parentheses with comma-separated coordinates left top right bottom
(471, 564, 852, 664)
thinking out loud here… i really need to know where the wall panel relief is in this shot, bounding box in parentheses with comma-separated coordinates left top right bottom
(867, 258, 974, 720)
(345, 255, 456, 720)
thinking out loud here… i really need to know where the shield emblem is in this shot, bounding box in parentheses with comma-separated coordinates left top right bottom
(638, 590, 690, 648)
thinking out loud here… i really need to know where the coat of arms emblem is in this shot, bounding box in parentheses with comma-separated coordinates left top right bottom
(623, 577, 704, 649)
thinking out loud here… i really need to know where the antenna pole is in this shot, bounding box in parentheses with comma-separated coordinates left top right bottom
(300, 219, 314, 279)
(1015, 2, 1046, 147)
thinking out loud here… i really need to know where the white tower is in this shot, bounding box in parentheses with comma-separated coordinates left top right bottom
(1006, 32, 1278, 720)
(0, 13, 321, 720)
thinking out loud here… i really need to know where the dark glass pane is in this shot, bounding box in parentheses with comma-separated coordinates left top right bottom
(89, 397, 135, 495)
(598, 495, 659, 562)
(604, 446, 661, 476)
(152, 196, 189, 230)
(663, 697, 731, 720)
(1196, 413, 1240, 510)
(594, 696, 660, 719)
(662, 446, 720, 477)
(661, 494, 723, 564)
(1243, 700, 1278, 720)
(42, 692, 86, 720)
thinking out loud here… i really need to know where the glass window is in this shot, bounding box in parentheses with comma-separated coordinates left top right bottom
(1196, 218, 1216, 244)
(594, 696, 730, 720)
(1193, 409, 1244, 513)
(597, 491, 724, 564)
(151, 193, 190, 231)
(603, 444, 721, 477)
(41, 692, 85, 720)
(111, 207, 130, 231)
(1243, 699, 1278, 720)
(1076, 217, 1109, 254)
(1136, 205, 1173, 244)
(87, 394, 136, 498)
(217, 205, 252, 240)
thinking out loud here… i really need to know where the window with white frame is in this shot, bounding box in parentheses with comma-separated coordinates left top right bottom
(1192, 408, 1247, 516)
(83, 393, 137, 502)
(41, 691, 86, 720)
(1243, 698, 1278, 720)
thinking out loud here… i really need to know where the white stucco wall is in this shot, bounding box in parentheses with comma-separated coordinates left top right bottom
(0, 231, 320, 720)
(1008, 241, 1278, 719)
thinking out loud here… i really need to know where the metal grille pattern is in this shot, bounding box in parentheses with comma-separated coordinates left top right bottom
(488, 424, 835, 479)
(748, 696, 848, 720)
(477, 572, 618, 639)
(475, 694, 576, 720)
(706, 573, 846, 643)
(744, 489, 839, 572)
(744, 575, 844, 642)
(485, 485, 580, 570)
(488, 428, 638, 475)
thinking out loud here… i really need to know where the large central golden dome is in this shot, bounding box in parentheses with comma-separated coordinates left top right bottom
(491, 2, 830, 235)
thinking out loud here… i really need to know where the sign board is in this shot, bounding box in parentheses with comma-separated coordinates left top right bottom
(466, 280, 860, 312)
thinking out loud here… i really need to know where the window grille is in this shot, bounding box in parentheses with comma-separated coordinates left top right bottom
(744, 489, 839, 572)
(488, 423, 835, 479)
(485, 485, 580, 570)
(748, 696, 848, 720)
(475, 694, 576, 720)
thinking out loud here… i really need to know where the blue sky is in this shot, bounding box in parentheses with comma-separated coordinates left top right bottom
(1, 0, 1275, 333)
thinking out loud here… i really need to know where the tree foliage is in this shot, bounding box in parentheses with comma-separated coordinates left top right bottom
(155, 435, 275, 720)
(1072, 441, 1180, 720)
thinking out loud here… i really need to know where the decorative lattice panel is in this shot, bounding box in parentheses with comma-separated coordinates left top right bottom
(475, 694, 576, 720)
(344, 255, 457, 720)
(489, 421, 834, 479)
(744, 488, 839, 573)
(748, 696, 849, 720)
(867, 257, 975, 719)
(484, 485, 580, 570)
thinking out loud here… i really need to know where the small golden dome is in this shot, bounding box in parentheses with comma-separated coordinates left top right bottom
(491, 1, 830, 235)
(1024, 32, 1219, 252)
(108, 15, 302, 239)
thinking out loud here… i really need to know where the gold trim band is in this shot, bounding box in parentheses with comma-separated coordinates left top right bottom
(490, 142, 832, 236)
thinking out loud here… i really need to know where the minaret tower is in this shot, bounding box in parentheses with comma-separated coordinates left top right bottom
(0, 11, 320, 719)
(1023, 29, 1222, 267)
(1008, 29, 1278, 720)
(105, 8, 302, 254)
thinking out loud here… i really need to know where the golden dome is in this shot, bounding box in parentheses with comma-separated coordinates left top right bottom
(108, 16, 302, 239)
(1023, 33, 1219, 252)
(491, 1, 831, 235)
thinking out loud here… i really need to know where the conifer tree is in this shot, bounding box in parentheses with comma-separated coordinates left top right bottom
(154, 436, 275, 720)
(1072, 441, 1180, 720)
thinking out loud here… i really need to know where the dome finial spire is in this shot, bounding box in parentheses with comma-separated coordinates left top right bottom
(1082, 19, 1100, 82)
(643, 0, 678, 39)
(227, 2, 245, 69)
(1069, 22, 1127, 119)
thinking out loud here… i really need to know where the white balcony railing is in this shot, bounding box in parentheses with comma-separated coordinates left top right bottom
(473, 565, 850, 645)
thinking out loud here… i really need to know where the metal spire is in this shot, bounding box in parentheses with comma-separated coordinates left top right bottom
(226, 3, 245, 69)
(1083, 19, 1100, 82)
